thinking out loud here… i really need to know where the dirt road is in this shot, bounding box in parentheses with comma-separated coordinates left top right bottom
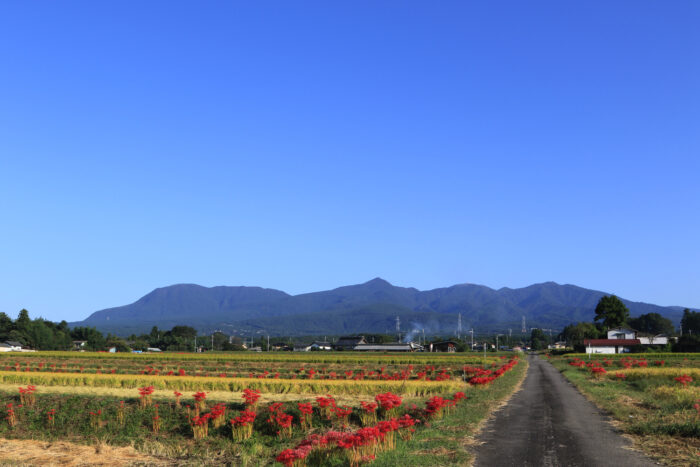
(472, 354, 657, 467)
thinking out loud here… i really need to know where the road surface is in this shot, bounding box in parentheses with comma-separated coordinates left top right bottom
(472, 354, 657, 467)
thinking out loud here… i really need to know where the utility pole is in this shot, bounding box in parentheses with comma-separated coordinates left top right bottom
(267, 335, 270, 352)
(422, 329, 425, 347)
(470, 329, 474, 351)
(211, 333, 214, 351)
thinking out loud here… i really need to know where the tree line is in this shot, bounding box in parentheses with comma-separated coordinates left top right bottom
(544, 295, 700, 352)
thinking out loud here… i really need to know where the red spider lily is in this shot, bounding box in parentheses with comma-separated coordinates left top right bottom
(242, 388, 261, 406)
(193, 391, 207, 412)
(18, 385, 37, 407)
(231, 409, 257, 441)
(375, 392, 402, 418)
(267, 407, 294, 438)
(298, 402, 313, 429)
(138, 386, 155, 408)
(209, 403, 228, 428)
(46, 409, 56, 427)
(88, 409, 102, 430)
(359, 401, 378, 426)
(190, 413, 211, 439)
(173, 391, 183, 408)
(615, 373, 627, 380)
(332, 405, 353, 427)
(152, 404, 161, 433)
(653, 360, 665, 366)
(674, 374, 693, 386)
(316, 395, 336, 419)
(5, 403, 17, 427)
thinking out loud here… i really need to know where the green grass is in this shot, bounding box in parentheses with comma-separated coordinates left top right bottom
(372, 356, 528, 466)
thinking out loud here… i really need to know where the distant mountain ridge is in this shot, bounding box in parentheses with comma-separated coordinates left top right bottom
(69, 278, 691, 336)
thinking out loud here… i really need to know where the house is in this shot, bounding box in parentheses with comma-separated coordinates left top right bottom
(583, 338, 640, 354)
(295, 341, 332, 351)
(2, 341, 23, 351)
(353, 342, 423, 352)
(333, 336, 367, 351)
(430, 341, 458, 352)
(147, 347, 162, 352)
(271, 343, 294, 351)
(309, 341, 332, 351)
(584, 327, 672, 354)
(547, 341, 567, 350)
(73, 340, 87, 351)
(637, 335, 670, 345)
(607, 328, 636, 340)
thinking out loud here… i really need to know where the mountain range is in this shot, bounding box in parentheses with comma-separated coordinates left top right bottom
(69, 278, 692, 337)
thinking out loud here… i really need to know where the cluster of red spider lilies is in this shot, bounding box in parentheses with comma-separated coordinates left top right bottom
(466, 357, 519, 384)
(3, 359, 472, 382)
(674, 374, 693, 386)
(274, 390, 467, 467)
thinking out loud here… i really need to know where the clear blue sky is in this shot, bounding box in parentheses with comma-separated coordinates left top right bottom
(1, 1, 698, 323)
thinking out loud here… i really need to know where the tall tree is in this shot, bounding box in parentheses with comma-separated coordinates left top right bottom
(560, 322, 601, 349)
(628, 313, 674, 335)
(680, 308, 700, 335)
(594, 295, 629, 330)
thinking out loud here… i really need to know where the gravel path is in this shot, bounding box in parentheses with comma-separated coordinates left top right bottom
(472, 354, 657, 467)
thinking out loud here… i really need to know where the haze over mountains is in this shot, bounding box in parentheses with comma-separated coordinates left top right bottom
(69, 279, 691, 337)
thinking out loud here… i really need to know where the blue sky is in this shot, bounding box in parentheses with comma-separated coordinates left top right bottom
(1, 1, 698, 323)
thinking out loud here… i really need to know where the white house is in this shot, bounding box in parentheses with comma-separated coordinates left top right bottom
(584, 338, 641, 354)
(309, 341, 332, 351)
(638, 335, 670, 345)
(1, 341, 23, 352)
(607, 328, 636, 340)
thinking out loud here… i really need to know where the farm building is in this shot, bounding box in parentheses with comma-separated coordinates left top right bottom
(292, 341, 330, 351)
(353, 342, 424, 352)
(429, 341, 458, 352)
(333, 336, 367, 350)
(1, 341, 23, 352)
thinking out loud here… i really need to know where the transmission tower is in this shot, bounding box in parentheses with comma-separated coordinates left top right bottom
(521, 316, 527, 333)
(457, 313, 462, 340)
(395, 315, 401, 341)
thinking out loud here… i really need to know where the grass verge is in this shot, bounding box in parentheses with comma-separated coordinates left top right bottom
(371, 354, 528, 467)
(548, 356, 700, 466)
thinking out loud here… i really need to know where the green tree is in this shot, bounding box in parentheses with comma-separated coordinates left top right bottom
(0, 312, 13, 340)
(628, 313, 674, 335)
(560, 322, 601, 350)
(594, 295, 630, 330)
(530, 328, 548, 350)
(680, 309, 700, 335)
(106, 335, 131, 352)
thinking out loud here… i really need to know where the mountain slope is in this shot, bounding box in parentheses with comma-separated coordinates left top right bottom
(70, 279, 691, 336)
